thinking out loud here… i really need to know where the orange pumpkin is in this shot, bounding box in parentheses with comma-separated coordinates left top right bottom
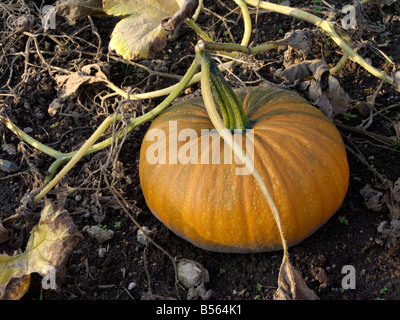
(139, 87, 349, 252)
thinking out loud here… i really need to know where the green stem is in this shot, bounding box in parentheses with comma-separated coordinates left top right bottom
(204, 40, 281, 55)
(35, 58, 200, 202)
(34, 114, 121, 203)
(210, 73, 234, 130)
(330, 29, 351, 75)
(232, 0, 252, 46)
(198, 42, 292, 284)
(242, 0, 394, 85)
(198, 45, 251, 131)
(192, 0, 203, 22)
(1, 117, 63, 158)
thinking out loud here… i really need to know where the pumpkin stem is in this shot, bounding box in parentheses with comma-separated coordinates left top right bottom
(197, 45, 252, 132)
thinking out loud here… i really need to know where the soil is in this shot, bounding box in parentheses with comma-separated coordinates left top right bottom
(0, 0, 399, 302)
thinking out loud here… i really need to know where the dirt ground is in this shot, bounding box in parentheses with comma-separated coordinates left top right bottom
(0, 0, 399, 301)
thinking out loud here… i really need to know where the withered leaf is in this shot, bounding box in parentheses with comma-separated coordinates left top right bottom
(0, 200, 82, 300)
(273, 259, 319, 300)
(275, 60, 350, 119)
(103, 0, 185, 60)
(360, 184, 384, 212)
(0, 275, 30, 300)
(54, 0, 106, 25)
(55, 63, 110, 100)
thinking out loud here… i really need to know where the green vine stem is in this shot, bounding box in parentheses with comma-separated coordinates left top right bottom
(197, 41, 295, 294)
(32, 58, 200, 203)
(204, 40, 282, 55)
(33, 114, 121, 203)
(192, 0, 203, 22)
(1, 117, 63, 159)
(208, 57, 252, 130)
(242, 0, 395, 85)
(329, 29, 351, 75)
(232, 0, 252, 46)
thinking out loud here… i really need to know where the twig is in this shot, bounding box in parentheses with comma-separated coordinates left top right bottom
(360, 80, 384, 130)
(335, 121, 397, 147)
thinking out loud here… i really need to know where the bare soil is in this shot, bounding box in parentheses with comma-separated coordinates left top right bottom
(0, 0, 399, 301)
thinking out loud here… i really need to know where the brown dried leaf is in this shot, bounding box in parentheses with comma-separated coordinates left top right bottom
(384, 177, 400, 220)
(0, 201, 82, 299)
(360, 184, 384, 212)
(276, 60, 350, 119)
(273, 259, 319, 300)
(355, 2, 386, 34)
(0, 275, 30, 300)
(281, 29, 314, 65)
(55, 63, 110, 100)
(54, 0, 106, 25)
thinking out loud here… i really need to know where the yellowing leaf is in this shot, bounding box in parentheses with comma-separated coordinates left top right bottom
(103, 0, 183, 60)
(0, 201, 82, 300)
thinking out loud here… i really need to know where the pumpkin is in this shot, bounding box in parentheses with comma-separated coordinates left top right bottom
(139, 86, 349, 253)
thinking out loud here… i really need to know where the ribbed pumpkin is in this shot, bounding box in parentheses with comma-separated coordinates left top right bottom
(139, 87, 349, 253)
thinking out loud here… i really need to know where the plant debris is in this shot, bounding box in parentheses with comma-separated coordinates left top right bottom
(275, 60, 350, 118)
(0, 201, 82, 300)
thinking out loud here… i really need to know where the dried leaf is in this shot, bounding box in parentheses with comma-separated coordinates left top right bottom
(103, 0, 184, 60)
(273, 259, 319, 300)
(275, 60, 350, 119)
(384, 177, 400, 220)
(281, 29, 314, 58)
(55, 63, 109, 100)
(0, 275, 30, 300)
(377, 220, 400, 247)
(54, 0, 105, 25)
(355, 2, 385, 34)
(0, 201, 82, 300)
(360, 184, 384, 212)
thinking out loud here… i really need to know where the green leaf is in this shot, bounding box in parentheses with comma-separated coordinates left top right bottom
(103, 0, 183, 60)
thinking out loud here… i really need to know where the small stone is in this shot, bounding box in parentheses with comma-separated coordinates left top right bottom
(98, 247, 107, 258)
(128, 282, 137, 290)
(74, 194, 82, 202)
(85, 225, 114, 243)
(355, 101, 371, 116)
(177, 259, 209, 288)
(315, 268, 329, 288)
(23, 127, 34, 134)
(35, 112, 45, 120)
(0, 159, 19, 173)
(48, 99, 62, 117)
